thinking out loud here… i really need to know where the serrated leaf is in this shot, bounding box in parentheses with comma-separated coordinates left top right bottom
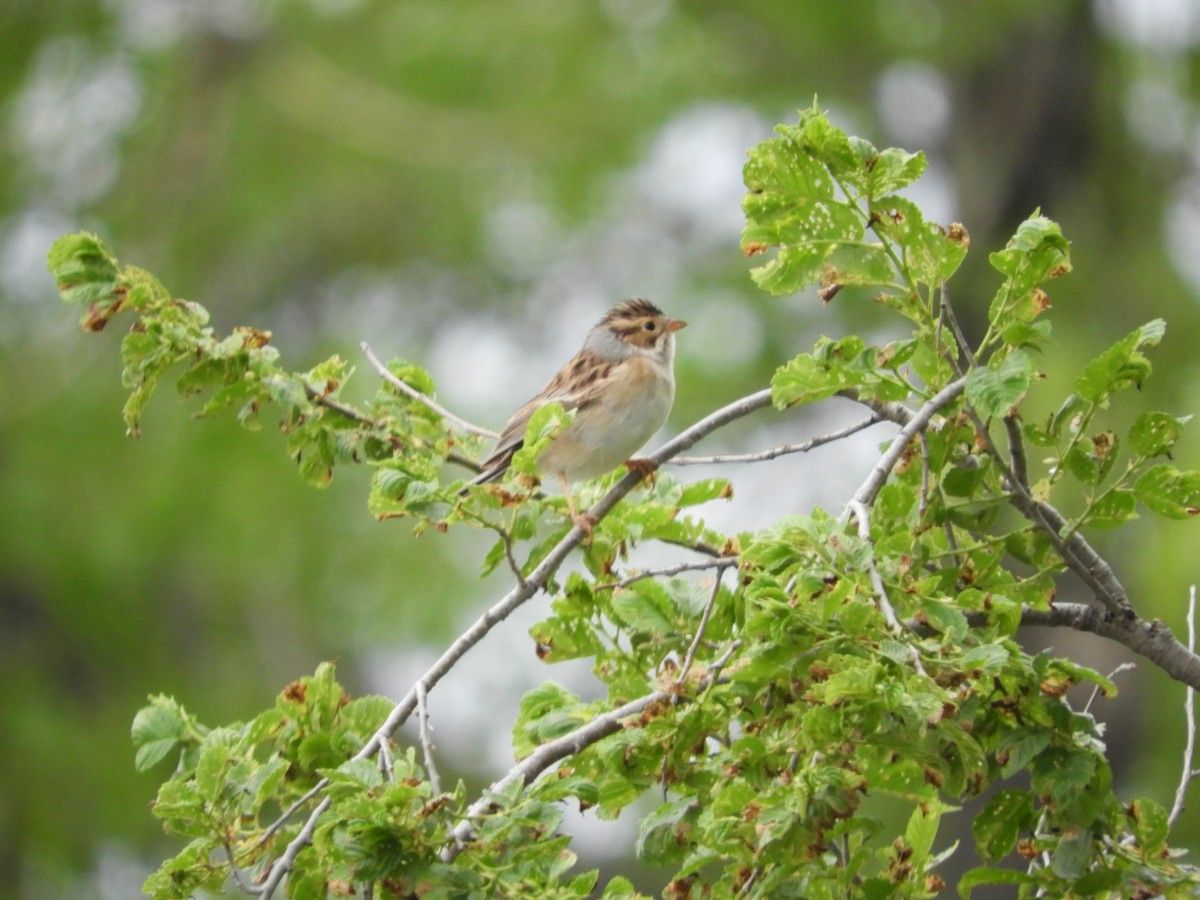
(973, 789, 1034, 861)
(964, 350, 1034, 418)
(635, 797, 696, 865)
(987, 213, 1070, 331)
(513, 682, 588, 758)
(1128, 797, 1170, 857)
(132, 696, 195, 772)
(1052, 827, 1092, 878)
(866, 147, 927, 197)
(741, 132, 865, 295)
(1134, 464, 1200, 519)
(1075, 319, 1165, 403)
(1084, 489, 1138, 528)
(871, 197, 968, 289)
(1129, 411, 1188, 459)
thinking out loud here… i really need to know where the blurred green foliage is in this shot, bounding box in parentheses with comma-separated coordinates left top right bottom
(4, 0, 1200, 895)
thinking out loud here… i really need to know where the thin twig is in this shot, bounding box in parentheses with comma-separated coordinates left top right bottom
(596, 559, 737, 591)
(670, 415, 881, 465)
(938, 285, 977, 370)
(224, 840, 262, 895)
(302, 383, 382, 428)
(416, 681, 442, 795)
(377, 736, 395, 782)
(679, 563, 735, 681)
(917, 431, 931, 522)
(1003, 414, 1030, 490)
(846, 499, 902, 634)
(258, 797, 331, 897)
(1170, 586, 1198, 827)
(443, 691, 669, 859)
(258, 781, 327, 849)
(360, 341, 499, 439)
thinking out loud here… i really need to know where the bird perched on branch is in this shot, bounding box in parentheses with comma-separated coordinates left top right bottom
(463, 298, 686, 531)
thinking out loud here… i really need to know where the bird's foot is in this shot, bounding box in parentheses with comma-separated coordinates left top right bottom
(625, 457, 659, 485)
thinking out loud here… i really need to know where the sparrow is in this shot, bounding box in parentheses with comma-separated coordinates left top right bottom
(464, 298, 686, 530)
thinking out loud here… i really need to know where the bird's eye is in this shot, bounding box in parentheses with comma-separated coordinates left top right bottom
(644, 321, 656, 331)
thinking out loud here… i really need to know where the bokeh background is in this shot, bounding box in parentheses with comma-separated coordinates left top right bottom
(3, 0, 1200, 896)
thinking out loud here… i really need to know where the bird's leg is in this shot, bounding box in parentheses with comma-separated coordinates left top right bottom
(625, 457, 659, 486)
(558, 472, 598, 536)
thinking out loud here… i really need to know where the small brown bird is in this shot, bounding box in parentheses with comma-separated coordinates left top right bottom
(465, 298, 686, 528)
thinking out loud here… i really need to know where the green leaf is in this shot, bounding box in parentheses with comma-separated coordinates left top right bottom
(972, 789, 1034, 861)
(132, 696, 196, 772)
(1052, 827, 1092, 878)
(635, 798, 696, 865)
(1129, 411, 1189, 459)
(47, 232, 126, 330)
(1074, 319, 1166, 403)
(904, 800, 948, 861)
(741, 131, 866, 295)
(676, 478, 733, 506)
(865, 147, 927, 197)
(988, 212, 1070, 331)
(995, 729, 1052, 778)
(513, 682, 589, 758)
(609, 580, 681, 639)
(1084, 490, 1138, 528)
(870, 197, 968, 288)
(511, 403, 573, 474)
(600, 875, 640, 898)
(1128, 797, 1170, 858)
(1134, 464, 1200, 519)
(964, 350, 1034, 418)
(771, 335, 908, 409)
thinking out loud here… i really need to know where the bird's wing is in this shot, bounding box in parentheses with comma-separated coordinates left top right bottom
(474, 352, 618, 476)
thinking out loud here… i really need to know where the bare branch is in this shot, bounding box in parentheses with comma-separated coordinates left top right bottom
(1170, 586, 1197, 827)
(1008, 603, 1200, 691)
(845, 499, 901, 634)
(360, 341, 500, 439)
(416, 681, 442, 796)
(670, 415, 881, 465)
(847, 377, 968, 511)
(938, 285, 977, 371)
(596, 558, 736, 591)
(443, 691, 667, 860)
(259, 797, 331, 898)
(679, 563, 734, 681)
(224, 840, 262, 896)
(442, 639, 743, 862)
(1003, 414, 1030, 490)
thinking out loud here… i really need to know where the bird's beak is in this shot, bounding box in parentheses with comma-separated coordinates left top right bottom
(666, 319, 687, 333)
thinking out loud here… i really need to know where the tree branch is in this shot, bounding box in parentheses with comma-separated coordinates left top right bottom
(669, 415, 881, 465)
(596, 558, 736, 591)
(846, 377, 968, 511)
(360, 341, 500, 439)
(441, 639, 743, 861)
(1170, 586, 1197, 826)
(845, 384, 1135, 619)
(990, 603, 1200, 691)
